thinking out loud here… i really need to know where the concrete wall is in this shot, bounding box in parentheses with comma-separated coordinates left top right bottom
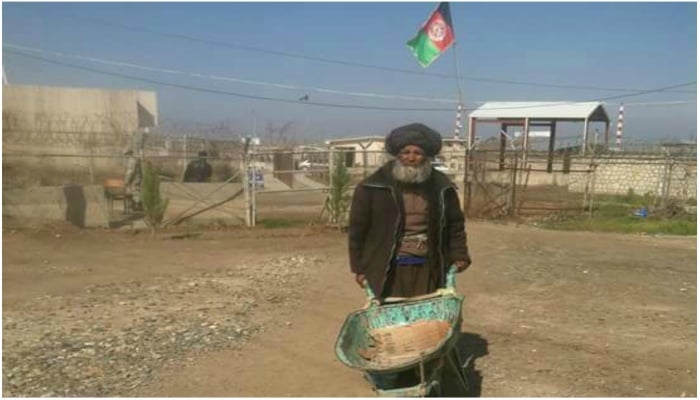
(483, 154, 696, 200)
(3, 185, 111, 228)
(3, 85, 157, 135)
(2, 182, 246, 229)
(569, 157, 697, 199)
(3, 85, 159, 186)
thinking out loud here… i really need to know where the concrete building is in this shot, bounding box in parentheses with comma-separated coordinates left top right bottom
(326, 136, 387, 168)
(326, 136, 467, 171)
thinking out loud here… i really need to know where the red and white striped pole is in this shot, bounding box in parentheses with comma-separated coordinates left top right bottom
(614, 103, 624, 151)
(453, 102, 463, 140)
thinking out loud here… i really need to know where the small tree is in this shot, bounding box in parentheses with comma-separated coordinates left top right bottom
(324, 153, 352, 230)
(141, 162, 169, 235)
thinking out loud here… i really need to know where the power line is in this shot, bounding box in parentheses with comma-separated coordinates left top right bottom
(65, 14, 696, 94)
(593, 81, 697, 102)
(4, 43, 460, 104)
(6, 48, 696, 113)
(5, 49, 454, 112)
(5, 44, 696, 109)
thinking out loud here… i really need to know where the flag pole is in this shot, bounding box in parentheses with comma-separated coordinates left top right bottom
(454, 45, 471, 214)
(447, 1, 467, 143)
(450, 31, 466, 142)
(448, 12, 472, 215)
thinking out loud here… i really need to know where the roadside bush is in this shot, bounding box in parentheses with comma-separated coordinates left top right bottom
(324, 153, 352, 230)
(142, 162, 169, 235)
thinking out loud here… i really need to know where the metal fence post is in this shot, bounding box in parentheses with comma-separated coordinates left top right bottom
(243, 139, 251, 227)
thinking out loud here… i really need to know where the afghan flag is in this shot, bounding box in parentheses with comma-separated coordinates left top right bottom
(406, 2, 455, 68)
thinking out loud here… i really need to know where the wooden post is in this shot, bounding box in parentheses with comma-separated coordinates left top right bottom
(183, 134, 189, 179)
(520, 118, 530, 185)
(328, 147, 335, 191)
(462, 117, 476, 215)
(509, 151, 518, 217)
(588, 162, 597, 218)
(547, 121, 556, 173)
(326, 147, 335, 225)
(499, 123, 507, 171)
(581, 118, 589, 155)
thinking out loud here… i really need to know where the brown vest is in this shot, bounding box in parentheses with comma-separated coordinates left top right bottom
(398, 190, 429, 257)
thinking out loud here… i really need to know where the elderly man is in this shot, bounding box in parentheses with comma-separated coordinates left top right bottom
(348, 123, 471, 300)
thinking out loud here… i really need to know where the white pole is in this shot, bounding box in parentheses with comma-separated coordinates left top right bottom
(615, 103, 624, 151)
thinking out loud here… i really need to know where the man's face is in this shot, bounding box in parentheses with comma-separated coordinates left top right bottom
(397, 145, 426, 167)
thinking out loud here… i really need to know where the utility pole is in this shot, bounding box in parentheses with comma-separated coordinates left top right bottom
(242, 136, 252, 227)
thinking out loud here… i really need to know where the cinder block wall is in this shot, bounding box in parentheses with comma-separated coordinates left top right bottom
(569, 156, 696, 199)
(479, 154, 696, 201)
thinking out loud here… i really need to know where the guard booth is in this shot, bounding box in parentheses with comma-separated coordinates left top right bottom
(463, 102, 611, 218)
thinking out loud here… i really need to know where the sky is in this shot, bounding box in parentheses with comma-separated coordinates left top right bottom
(2, 1, 697, 143)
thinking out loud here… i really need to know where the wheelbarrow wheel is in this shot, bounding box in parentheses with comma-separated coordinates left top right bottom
(440, 348, 470, 396)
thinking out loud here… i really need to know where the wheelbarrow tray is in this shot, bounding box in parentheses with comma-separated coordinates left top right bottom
(335, 292, 464, 374)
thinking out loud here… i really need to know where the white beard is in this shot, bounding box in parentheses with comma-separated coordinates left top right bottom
(391, 161, 432, 184)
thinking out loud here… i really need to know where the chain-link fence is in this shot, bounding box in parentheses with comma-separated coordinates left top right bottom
(2, 126, 696, 228)
(464, 149, 696, 220)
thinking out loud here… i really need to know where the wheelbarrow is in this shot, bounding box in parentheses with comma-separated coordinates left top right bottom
(335, 266, 469, 397)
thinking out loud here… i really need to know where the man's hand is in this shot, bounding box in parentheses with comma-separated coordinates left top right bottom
(355, 273, 367, 287)
(453, 260, 470, 272)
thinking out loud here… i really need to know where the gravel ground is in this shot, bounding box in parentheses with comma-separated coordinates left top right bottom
(2, 254, 322, 397)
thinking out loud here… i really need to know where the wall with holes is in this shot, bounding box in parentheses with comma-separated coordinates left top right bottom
(523, 155, 696, 199)
(568, 156, 697, 199)
(479, 153, 696, 200)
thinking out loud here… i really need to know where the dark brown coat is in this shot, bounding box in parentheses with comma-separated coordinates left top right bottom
(348, 161, 471, 298)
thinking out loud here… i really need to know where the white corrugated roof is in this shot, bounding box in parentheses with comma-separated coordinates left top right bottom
(469, 101, 608, 120)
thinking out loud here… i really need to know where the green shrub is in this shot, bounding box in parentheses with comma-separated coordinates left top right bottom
(142, 162, 169, 235)
(324, 153, 352, 229)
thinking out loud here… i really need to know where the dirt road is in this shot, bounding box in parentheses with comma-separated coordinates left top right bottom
(2, 221, 696, 397)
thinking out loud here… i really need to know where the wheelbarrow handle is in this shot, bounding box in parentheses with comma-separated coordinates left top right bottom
(363, 279, 376, 300)
(362, 280, 380, 308)
(362, 264, 458, 304)
(445, 264, 458, 290)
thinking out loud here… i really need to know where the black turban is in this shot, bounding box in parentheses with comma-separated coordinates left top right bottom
(385, 123, 443, 157)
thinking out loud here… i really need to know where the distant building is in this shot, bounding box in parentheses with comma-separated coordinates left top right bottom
(326, 135, 466, 172)
(326, 136, 387, 168)
(292, 145, 328, 168)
